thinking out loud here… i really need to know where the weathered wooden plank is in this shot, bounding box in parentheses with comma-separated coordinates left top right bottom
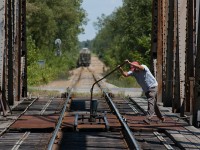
(166, 130, 199, 149)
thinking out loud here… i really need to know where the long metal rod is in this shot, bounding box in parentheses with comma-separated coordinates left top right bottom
(90, 61, 127, 101)
(104, 91, 140, 150)
(89, 61, 127, 121)
(47, 89, 72, 150)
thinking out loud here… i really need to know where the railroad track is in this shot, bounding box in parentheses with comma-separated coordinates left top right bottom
(0, 97, 65, 149)
(0, 67, 197, 150)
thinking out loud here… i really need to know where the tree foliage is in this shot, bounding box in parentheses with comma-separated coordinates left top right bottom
(27, 0, 86, 85)
(27, 0, 86, 50)
(27, 0, 152, 87)
(92, 0, 152, 69)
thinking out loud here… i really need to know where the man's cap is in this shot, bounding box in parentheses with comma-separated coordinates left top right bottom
(130, 61, 139, 71)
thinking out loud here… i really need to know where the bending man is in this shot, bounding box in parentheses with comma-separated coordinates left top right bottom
(118, 60, 165, 123)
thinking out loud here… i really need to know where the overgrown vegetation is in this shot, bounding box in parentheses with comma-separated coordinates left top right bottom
(91, 0, 152, 87)
(27, 0, 86, 85)
(27, 0, 152, 88)
(28, 88, 61, 97)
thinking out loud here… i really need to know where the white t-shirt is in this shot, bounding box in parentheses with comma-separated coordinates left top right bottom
(127, 65, 158, 92)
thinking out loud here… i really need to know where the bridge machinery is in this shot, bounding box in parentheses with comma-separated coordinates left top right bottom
(74, 98, 109, 131)
(74, 62, 127, 131)
(73, 62, 140, 149)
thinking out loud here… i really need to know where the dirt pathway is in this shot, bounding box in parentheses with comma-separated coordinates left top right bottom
(33, 55, 142, 97)
(37, 55, 114, 92)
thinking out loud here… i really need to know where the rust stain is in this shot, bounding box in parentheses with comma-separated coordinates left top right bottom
(10, 115, 59, 129)
(11, 114, 187, 131)
(125, 115, 187, 130)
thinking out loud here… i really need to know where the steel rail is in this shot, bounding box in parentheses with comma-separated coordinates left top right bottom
(89, 61, 127, 121)
(103, 91, 140, 150)
(47, 88, 72, 150)
(88, 62, 140, 149)
(88, 64, 140, 149)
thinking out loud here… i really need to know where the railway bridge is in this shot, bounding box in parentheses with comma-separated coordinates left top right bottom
(0, 1, 200, 149)
(0, 0, 200, 126)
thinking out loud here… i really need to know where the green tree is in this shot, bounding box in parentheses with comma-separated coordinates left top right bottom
(91, 0, 152, 87)
(27, 0, 87, 85)
(92, 0, 152, 67)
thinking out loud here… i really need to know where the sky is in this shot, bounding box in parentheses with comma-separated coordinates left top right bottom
(78, 0, 123, 42)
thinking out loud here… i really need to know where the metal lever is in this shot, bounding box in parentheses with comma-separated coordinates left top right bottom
(89, 61, 127, 121)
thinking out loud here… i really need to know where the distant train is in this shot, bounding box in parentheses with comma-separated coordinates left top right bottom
(77, 48, 91, 67)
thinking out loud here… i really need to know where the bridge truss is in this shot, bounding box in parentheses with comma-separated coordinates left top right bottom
(0, 0, 200, 127)
(0, 0, 27, 115)
(151, 0, 200, 126)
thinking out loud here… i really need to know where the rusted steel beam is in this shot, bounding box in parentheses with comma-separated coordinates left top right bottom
(173, 0, 181, 113)
(17, 0, 22, 101)
(12, 0, 21, 102)
(151, 0, 158, 74)
(21, 0, 27, 97)
(0, 1, 5, 90)
(193, 0, 200, 127)
(189, 77, 194, 113)
(156, 0, 163, 103)
(177, 0, 187, 117)
(163, 0, 174, 107)
(185, 0, 195, 113)
(4, 0, 23, 105)
(7, 0, 14, 105)
(162, 0, 168, 107)
(0, 1, 7, 114)
(151, 0, 163, 103)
